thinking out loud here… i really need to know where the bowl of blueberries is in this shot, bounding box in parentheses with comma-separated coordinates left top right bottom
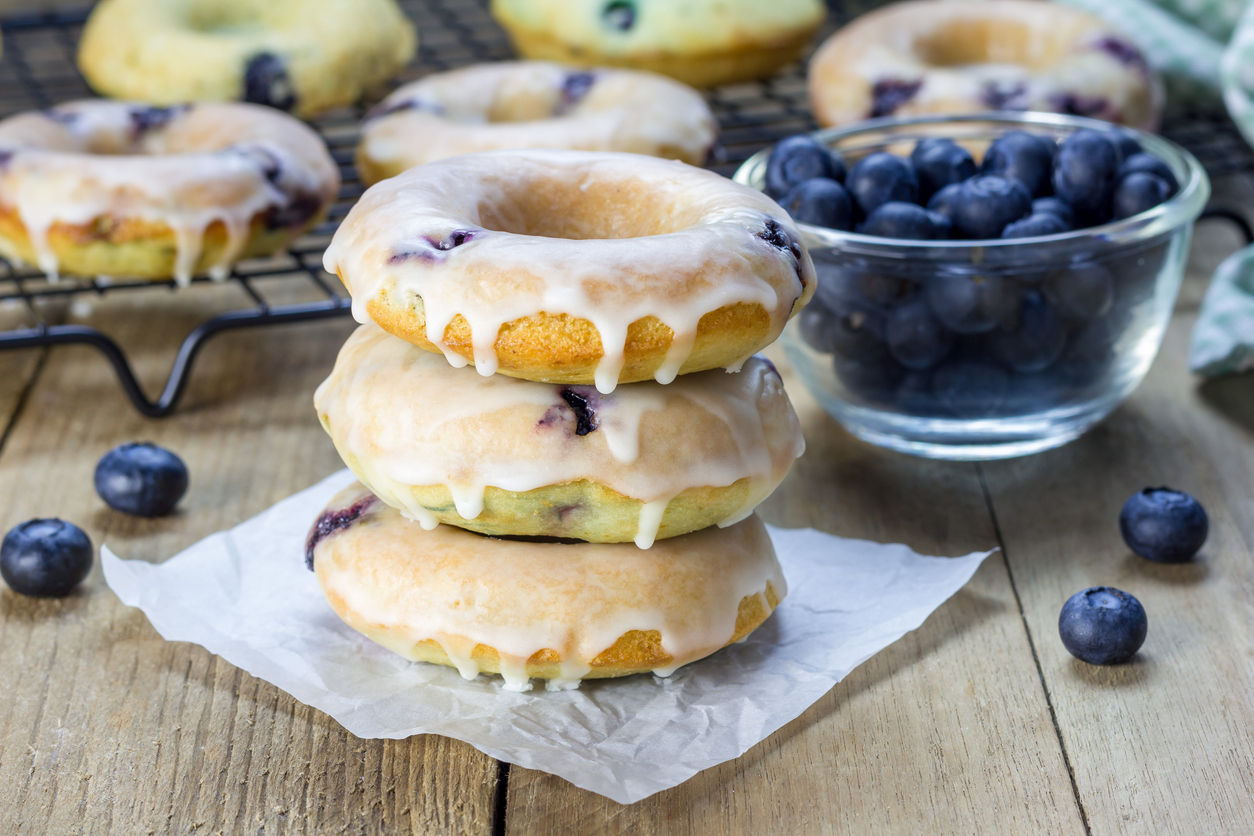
(735, 112, 1210, 459)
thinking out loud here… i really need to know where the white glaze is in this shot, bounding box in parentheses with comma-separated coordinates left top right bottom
(358, 61, 717, 178)
(322, 149, 814, 393)
(0, 100, 339, 283)
(314, 323, 805, 545)
(313, 481, 786, 691)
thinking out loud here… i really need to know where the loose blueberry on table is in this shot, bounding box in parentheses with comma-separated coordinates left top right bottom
(0, 519, 93, 598)
(765, 129, 1180, 416)
(94, 442, 190, 518)
(1058, 586, 1148, 665)
(1119, 487, 1209, 563)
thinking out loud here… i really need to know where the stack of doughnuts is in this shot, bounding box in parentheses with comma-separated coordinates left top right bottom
(308, 148, 815, 690)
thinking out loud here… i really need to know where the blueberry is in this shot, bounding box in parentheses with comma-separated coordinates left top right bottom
(1117, 152, 1178, 194)
(846, 153, 918, 216)
(780, 177, 854, 230)
(1031, 197, 1076, 229)
(243, 53, 296, 112)
(94, 442, 189, 517)
(910, 138, 976, 202)
(1119, 487, 1209, 563)
(1110, 130, 1143, 161)
(925, 182, 964, 225)
(857, 201, 951, 239)
(926, 270, 1018, 334)
(1001, 213, 1069, 238)
(981, 131, 1056, 197)
(813, 259, 917, 311)
(1044, 263, 1114, 320)
(947, 175, 1032, 239)
(602, 0, 636, 30)
(886, 300, 954, 370)
(1112, 172, 1173, 220)
(869, 78, 923, 118)
(1059, 587, 1147, 665)
(0, 519, 93, 598)
(931, 359, 1010, 417)
(765, 135, 846, 198)
(802, 295, 888, 360)
(1052, 129, 1120, 219)
(989, 291, 1067, 372)
(559, 387, 599, 435)
(834, 353, 906, 401)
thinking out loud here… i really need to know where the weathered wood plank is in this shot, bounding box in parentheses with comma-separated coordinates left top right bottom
(0, 282, 501, 835)
(981, 210, 1254, 834)
(504, 363, 1086, 835)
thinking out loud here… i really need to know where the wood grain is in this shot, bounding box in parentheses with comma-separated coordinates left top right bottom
(504, 371, 1086, 835)
(0, 282, 501, 835)
(980, 204, 1254, 834)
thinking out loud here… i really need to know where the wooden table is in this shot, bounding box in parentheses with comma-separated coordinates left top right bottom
(3, 7, 1254, 836)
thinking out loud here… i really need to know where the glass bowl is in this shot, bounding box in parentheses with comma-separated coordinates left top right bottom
(734, 113, 1210, 460)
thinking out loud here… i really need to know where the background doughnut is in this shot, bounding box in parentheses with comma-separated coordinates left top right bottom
(809, 0, 1163, 130)
(490, 0, 826, 88)
(357, 61, 716, 184)
(77, 0, 416, 118)
(0, 100, 339, 283)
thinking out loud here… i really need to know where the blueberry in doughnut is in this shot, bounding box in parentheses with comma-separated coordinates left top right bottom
(77, 0, 416, 118)
(490, 0, 826, 88)
(356, 61, 717, 185)
(309, 481, 786, 691)
(315, 324, 805, 548)
(324, 149, 815, 393)
(0, 101, 339, 283)
(808, 0, 1163, 130)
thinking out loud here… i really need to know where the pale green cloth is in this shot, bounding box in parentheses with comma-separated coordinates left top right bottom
(1148, 0, 1248, 41)
(1190, 243, 1254, 375)
(1056, 0, 1227, 105)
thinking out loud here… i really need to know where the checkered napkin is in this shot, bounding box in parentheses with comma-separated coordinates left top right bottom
(1190, 243, 1254, 375)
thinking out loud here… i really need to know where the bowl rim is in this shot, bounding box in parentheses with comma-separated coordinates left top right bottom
(732, 111, 1211, 251)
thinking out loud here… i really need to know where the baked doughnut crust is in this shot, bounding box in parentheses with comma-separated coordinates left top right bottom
(357, 61, 717, 185)
(315, 323, 804, 546)
(324, 149, 815, 393)
(308, 481, 786, 690)
(808, 0, 1163, 129)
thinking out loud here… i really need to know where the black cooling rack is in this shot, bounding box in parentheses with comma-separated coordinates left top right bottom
(0, 1, 1250, 416)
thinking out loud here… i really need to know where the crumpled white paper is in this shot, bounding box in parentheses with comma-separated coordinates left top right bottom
(102, 469, 993, 804)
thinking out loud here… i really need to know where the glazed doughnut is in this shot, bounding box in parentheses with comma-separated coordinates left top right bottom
(490, 0, 825, 88)
(307, 481, 786, 691)
(356, 61, 717, 185)
(77, 0, 416, 118)
(809, 0, 1163, 130)
(323, 149, 815, 393)
(315, 323, 804, 547)
(0, 101, 339, 283)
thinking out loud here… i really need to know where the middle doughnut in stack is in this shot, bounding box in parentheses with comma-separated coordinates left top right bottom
(311, 148, 812, 689)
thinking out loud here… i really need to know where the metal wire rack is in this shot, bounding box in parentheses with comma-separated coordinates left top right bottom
(0, 0, 1250, 416)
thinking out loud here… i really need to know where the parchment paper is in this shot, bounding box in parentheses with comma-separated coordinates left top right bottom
(102, 469, 992, 804)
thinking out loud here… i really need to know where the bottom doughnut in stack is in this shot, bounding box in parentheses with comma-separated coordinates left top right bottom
(306, 481, 785, 691)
